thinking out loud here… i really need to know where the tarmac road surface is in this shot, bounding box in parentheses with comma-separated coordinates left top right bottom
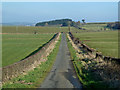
(39, 33, 82, 88)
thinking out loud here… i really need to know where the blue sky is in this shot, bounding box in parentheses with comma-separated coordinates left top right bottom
(2, 2, 118, 23)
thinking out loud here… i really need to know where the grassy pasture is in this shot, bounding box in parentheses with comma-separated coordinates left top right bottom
(73, 31, 118, 58)
(2, 26, 76, 67)
(2, 26, 69, 33)
(82, 23, 111, 31)
(2, 33, 54, 67)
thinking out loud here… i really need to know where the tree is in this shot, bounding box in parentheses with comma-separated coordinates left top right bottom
(68, 21, 71, 26)
(82, 19, 85, 24)
(62, 22, 68, 26)
(76, 21, 81, 26)
(35, 19, 72, 26)
(68, 21, 71, 32)
(45, 23, 48, 26)
(71, 21, 76, 26)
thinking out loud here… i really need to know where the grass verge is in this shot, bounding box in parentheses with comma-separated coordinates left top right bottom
(2, 34, 61, 88)
(66, 34, 108, 89)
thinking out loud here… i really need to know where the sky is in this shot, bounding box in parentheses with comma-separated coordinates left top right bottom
(2, 2, 118, 23)
(1, 0, 120, 2)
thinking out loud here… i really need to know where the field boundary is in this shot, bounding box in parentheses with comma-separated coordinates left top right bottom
(68, 32, 120, 64)
(2, 33, 60, 83)
(67, 32, 120, 88)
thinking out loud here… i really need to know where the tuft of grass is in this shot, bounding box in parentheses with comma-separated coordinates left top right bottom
(2, 34, 61, 88)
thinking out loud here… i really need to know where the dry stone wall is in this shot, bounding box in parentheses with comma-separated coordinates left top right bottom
(2, 33, 60, 83)
(68, 32, 120, 64)
(67, 32, 120, 88)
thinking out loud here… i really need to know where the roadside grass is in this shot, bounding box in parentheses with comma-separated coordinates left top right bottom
(66, 35, 109, 88)
(2, 34, 61, 88)
(2, 33, 54, 67)
(73, 31, 118, 58)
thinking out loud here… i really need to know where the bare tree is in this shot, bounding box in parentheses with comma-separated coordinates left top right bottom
(45, 23, 48, 26)
(68, 21, 71, 32)
(77, 21, 81, 26)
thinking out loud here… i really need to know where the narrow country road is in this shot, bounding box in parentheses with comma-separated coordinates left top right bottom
(39, 33, 82, 88)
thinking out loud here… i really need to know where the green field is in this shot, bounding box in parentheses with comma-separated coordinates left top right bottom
(2, 26, 69, 33)
(2, 25, 119, 67)
(2, 26, 74, 67)
(73, 30, 118, 58)
(81, 23, 112, 31)
(2, 33, 54, 67)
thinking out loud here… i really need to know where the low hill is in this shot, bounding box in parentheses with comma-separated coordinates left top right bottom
(35, 19, 76, 27)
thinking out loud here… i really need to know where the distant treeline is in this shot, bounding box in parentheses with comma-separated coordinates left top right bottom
(86, 22, 114, 24)
(107, 22, 120, 29)
(87, 22, 120, 30)
(35, 19, 80, 27)
(35, 19, 120, 30)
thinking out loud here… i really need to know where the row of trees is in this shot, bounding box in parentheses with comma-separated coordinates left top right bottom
(35, 19, 72, 26)
(35, 19, 86, 27)
(107, 22, 120, 29)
